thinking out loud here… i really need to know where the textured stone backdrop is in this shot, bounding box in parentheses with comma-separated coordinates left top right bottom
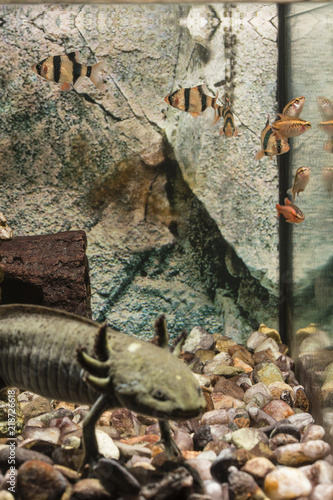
(0, 3, 280, 342)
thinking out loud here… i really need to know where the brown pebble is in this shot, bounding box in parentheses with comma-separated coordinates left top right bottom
(241, 457, 276, 480)
(261, 400, 294, 421)
(17, 460, 68, 500)
(269, 433, 299, 450)
(201, 409, 229, 426)
(70, 478, 112, 499)
(213, 377, 245, 400)
(211, 393, 245, 410)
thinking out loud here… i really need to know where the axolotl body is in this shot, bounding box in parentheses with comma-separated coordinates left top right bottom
(0, 304, 205, 467)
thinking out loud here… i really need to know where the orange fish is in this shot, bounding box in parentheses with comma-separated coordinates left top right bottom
(272, 115, 311, 141)
(282, 96, 305, 118)
(32, 52, 105, 91)
(164, 84, 219, 119)
(317, 96, 333, 120)
(287, 166, 310, 201)
(217, 99, 238, 137)
(318, 120, 333, 135)
(276, 198, 305, 224)
(256, 115, 290, 160)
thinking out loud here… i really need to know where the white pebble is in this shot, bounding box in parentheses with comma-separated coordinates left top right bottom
(264, 466, 312, 500)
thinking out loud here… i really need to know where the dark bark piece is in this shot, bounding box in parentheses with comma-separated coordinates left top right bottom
(0, 230, 91, 318)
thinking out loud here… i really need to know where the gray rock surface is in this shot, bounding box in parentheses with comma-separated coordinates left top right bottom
(0, 4, 280, 342)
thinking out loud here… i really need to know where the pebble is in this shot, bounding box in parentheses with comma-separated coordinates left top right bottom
(241, 456, 276, 480)
(96, 429, 120, 460)
(310, 483, 333, 500)
(255, 337, 281, 355)
(243, 382, 272, 407)
(201, 409, 229, 426)
(261, 400, 295, 421)
(16, 460, 68, 500)
(230, 427, 269, 451)
(264, 466, 313, 500)
(253, 362, 285, 385)
(228, 466, 267, 500)
(301, 459, 333, 485)
(0, 493, 15, 500)
(246, 331, 268, 350)
(69, 478, 112, 499)
(302, 424, 326, 442)
(275, 440, 330, 466)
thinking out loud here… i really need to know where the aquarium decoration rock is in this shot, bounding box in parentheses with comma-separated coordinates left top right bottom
(0, 231, 91, 317)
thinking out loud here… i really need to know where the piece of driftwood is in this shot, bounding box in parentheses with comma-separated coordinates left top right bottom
(0, 230, 91, 318)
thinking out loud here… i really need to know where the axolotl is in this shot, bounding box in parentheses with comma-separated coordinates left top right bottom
(0, 304, 205, 468)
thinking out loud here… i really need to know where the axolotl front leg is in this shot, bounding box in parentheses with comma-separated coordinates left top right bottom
(77, 324, 119, 471)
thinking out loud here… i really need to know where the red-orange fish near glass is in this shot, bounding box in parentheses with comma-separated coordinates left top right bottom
(272, 115, 311, 141)
(276, 198, 305, 224)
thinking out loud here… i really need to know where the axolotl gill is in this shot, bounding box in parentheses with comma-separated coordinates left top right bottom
(0, 304, 205, 467)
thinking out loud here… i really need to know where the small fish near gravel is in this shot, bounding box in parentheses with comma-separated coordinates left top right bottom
(1, 321, 333, 500)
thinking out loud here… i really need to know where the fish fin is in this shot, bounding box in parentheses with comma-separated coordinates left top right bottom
(190, 112, 200, 118)
(276, 204, 281, 217)
(277, 113, 292, 121)
(287, 188, 293, 196)
(255, 150, 264, 160)
(60, 82, 72, 91)
(284, 198, 292, 206)
(90, 60, 106, 91)
(272, 131, 287, 142)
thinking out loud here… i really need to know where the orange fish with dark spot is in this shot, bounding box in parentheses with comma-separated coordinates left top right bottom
(164, 84, 219, 119)
(256, 115, 289, 160)
(276, 198, 305, 224)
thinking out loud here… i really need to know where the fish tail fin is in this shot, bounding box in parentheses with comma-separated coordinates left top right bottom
(90, 60, 106, 91)
(276, 204, 281, 217)
(255, 150, 264, 160)
(284, 197, 292, 206)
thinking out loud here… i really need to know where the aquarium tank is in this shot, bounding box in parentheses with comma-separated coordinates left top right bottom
(0, 0, 332, 438)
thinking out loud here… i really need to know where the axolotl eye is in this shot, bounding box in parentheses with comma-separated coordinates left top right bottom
(152, 388, 168, 401)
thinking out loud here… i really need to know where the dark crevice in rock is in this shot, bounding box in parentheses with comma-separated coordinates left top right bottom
(159, 140, 278, 328)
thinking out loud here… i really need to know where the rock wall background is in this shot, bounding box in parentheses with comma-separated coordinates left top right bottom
(0, 3, 281, 343)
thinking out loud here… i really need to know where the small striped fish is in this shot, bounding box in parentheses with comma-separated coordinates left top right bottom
(32, 51, 105, 91)
(216, 99, 237, 137)
(164, 84, 219, 119)
(282, 96, 305, 118)
(276, 198, 305, 224)
(271, 114, 311, 141)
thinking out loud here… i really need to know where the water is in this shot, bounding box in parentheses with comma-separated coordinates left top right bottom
(0, 2, 331, 358)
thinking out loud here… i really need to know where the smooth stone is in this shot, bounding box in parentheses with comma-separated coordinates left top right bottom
(0, 493, 15, 500)
(300, 459, 333, 485)
(248, 407, 277, 427)
(35, 409, 74, 426)
(22, 426, 61, 444)
(228, 466, 267, 499)
(186, 458, 213, 480)
(255, 338, 280, 354)
(96, 430, 120, 460)
(235, 374, 252, 391)
(70, 478, 112, 499)
(287, 412, 314, 430)
(194, 349, 216, 363)
(193, 373, 211, 387)
(183, 326, 210, 353)
(0, 446, 53, 466)
(93, 458, 141, 495)
(253, 362, 285, 385)
(258, 324, 282, 344)
(62, 435, 81, 449)
(201, 409, 229, 426)
(246, 331, 268, 350)
(302, 425, 326, 442)
(211, 393, 245, 410)
(110, 409, 141, 437)
(233, 409, 250, 429)
(198, 450, 217, 461)
(275, 440, 330, 466)
(203, 479, 224, 500)
(52, 447, 84, 470)
(25, 418, 45, 428)
(243, 383, 272, 407)
(264, 466, 312, 500)
(231, 428, 268, 451)
(115, 441, 152, 459)
(173, 428, 193, 451)
(261, 400, 294, 421)
(241, 457, 276, 479)
(202, 353, 233, 375)
(17, 460, 68, 500)
(210, 424, 230, 441)
(310, 483, 333, 500)
(232, 357, 253, 373)
(252, 349, 278, 365)
(269, 433, 299, 450)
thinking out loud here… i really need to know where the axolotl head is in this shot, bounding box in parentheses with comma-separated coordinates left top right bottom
(79, 332, 206, 421)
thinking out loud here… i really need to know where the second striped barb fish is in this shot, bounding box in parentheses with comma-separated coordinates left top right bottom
(164, 84, 219, 119)
(32, 52, 105, 92)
